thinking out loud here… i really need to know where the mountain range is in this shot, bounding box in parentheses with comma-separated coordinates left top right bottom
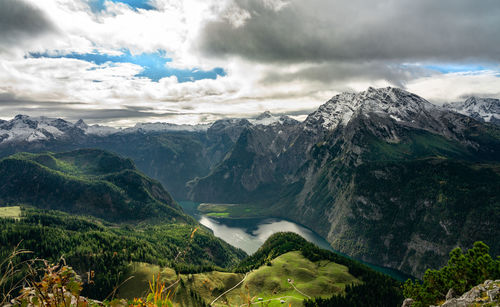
(0, 149, 187, 222)
(1, 87, 499, 278)
(0, 93, 497, 145)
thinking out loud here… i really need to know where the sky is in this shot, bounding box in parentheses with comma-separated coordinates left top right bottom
(0, 0, 500, 126)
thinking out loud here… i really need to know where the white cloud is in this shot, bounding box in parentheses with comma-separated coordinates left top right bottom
(0, 0, 499, 126)
(406, 71, 500, 104)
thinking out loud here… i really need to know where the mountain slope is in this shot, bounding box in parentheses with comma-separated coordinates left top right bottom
(189, 87, 500, 203)
(188, 87, 500, 277)
(188, 117, 300, 202)
(0, 149, 187, 222)
(444, 97, 500, 125)
(1, 89, 499, 279)
(0, 115, 85, 144)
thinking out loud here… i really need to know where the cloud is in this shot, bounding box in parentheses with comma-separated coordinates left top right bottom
(406, 70, 500, 104)
(0, 0, 55, 51)
(0, 0, 499, 126)
(199, 0, 500, 63)
(260, 61, 437, 87)
(28, 50, 226, 82)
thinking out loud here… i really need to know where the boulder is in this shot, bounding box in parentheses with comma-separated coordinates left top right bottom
(446, 288, 456, 300)
(401, 298, 414, 307)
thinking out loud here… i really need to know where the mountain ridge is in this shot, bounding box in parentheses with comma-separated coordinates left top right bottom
(0, 111, 298, 144)
(0, 148, 187, 223)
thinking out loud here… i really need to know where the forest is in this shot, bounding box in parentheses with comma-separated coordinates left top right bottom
(0, 207, 245, 300)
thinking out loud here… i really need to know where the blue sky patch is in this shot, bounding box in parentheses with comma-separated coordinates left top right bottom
(89, 0, 155, 13)
(29, 50, 226, 82)
(423, 64, 488, 74)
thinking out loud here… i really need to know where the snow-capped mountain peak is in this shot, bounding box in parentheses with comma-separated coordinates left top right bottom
(255, 111, 273, 120)
(0, 115, 216, 144)
(0, 115, 76, 144)
(74, 119, 88, 130)
(122, 122, 210, 133)
(444, 97, 500, 125)
(304, 87, 434, 131)
(250, 111, 299, 126)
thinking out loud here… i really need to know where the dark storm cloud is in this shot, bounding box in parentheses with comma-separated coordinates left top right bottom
(261, 61, 436, 87)
(0, 93, 82, 106)
(0, 105, 173, 123)
(0, 95, 238, 125)
(0, 0, 55, 47)
(200, 0, 500, 63)
(0, 93, 161, 123)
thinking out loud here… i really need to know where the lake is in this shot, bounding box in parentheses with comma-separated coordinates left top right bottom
(179, 201, 414, 281)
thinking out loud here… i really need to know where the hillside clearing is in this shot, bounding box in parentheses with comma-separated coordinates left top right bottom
(0, 206, 21, 219)
(118, 251, 361, 306)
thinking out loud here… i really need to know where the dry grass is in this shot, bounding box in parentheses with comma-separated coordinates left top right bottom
(0, 206, 21, 220)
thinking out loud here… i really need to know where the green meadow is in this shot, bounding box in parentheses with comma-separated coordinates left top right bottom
(119, 251, 361, 306)
(0, 206, 21, 219)
(197, 202, 273, 219)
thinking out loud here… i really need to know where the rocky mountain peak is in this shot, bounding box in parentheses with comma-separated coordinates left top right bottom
(250, 111, 299, 126)
(444, 96, 500, 125)
(461, 97, 500, 111)
(74, 119, 88, 130)
(14, 114, 30, 120)
(304, 87, 434, 131)
(256, 111, 273, 120)
(0, 115, 80, 144)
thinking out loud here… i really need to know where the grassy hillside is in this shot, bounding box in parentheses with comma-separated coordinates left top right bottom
(0, 149, 187, 223)
(119, 251, 361, 306)
(1, 227, 403, 306)
(113, 233, 403, 306)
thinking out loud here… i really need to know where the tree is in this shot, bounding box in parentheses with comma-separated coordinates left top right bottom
(403, 241, 500, 307)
